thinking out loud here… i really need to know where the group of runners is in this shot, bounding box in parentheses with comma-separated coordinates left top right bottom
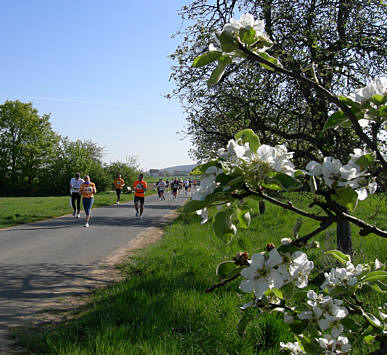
(155, 178, 199, 200)
(69, 173, 199, 228)
(69, 172, 147, 227)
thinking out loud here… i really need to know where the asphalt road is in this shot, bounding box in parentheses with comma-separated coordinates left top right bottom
(0, 192, 190, 354)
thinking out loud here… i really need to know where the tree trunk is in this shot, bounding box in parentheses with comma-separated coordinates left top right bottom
(336, 207, 353, 257)
(259, 201, 266, 215)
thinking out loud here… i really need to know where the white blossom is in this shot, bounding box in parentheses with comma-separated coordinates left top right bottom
(347, 77, 387, 104)
(280, 341, 305, 354)
(288, 251, 314, 288)
(316, 333, 351, 354)
(221, 13, 273, 53)
(196, 208, 208, 224)
(239, 249, 288, 299)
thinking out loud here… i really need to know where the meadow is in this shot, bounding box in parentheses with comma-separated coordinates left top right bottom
(11, 193, 386, 354)
(0, 191, 156, 229)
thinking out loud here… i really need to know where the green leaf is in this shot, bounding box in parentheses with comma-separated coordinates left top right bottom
(328, 286, 347, 298)
(280, 283, 296, 301)
(235, 129, 260, 153)
(183, 199, 208, 213)
(378, 105, 387, 118)
(216, 172, 236, 184)
(371, 94, 385, 106)
(331, 186, 358, 212)
(236, 208, 250, 229)
(363, 312, 382, 328)
(239, 28, 257, 45)
(207, 56, 231, 86)
(338, 95, 362, 109)
(213, 211, 235, 242)
(192, 51, 222, 68)
(325, 250, 351, 265)
(218, 31, 238, 53)
(237, 313, 253, 336)
(216, 261, 238, 279)
(295, 335, 322, 354)
(272, 288, 283, 300)
(267, 172, 302, 191)
(277, 244, 299, 254)
(257, 52, 283, 71)
(323, 110, 347, 131)
(363, 335, 376, 344)
(341, 318, 361, 332)
(361, 270, 387, 283)
(261, 181, 282, 191)
(289, 321, 307, 335)
(368, 280, 387, 293)
(224, 175, 245, 191)
(355, 154, 375, 170)
(191, 161, 220, 175)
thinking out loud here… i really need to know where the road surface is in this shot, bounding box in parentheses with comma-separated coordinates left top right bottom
(0, 192, 189, 354)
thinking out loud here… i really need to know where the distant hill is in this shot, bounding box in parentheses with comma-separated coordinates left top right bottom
(160, 164, 197, 174)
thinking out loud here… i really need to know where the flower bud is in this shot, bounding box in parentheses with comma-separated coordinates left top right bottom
(266, 243, 276, 251)
(233, 252, 249, 265)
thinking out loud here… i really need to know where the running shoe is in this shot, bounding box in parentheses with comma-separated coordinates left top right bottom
(117, 201, 120, 204)
(72, 211, 76, 216)
(136, 211, 139, 218)
(77, 214, 80, 218)
(139, 215, 142, 220)
(84, 222, 89, 228)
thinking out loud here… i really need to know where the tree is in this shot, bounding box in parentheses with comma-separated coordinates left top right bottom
(169, 0, 386, 166)
(0, 100, 59, 194)
(105, 156, 140, 189)
(42, 137, 108, 195)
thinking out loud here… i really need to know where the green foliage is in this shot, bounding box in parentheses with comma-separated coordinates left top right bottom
(0, 100, 59, 193)
(12, 196, 386, 354)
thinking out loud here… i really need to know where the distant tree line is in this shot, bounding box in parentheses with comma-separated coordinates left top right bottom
(0, 100, 139, 195)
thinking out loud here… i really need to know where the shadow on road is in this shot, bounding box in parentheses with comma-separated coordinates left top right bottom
(0, 263, 111, 331)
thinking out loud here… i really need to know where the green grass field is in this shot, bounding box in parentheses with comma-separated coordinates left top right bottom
(11, 194, 386, 354)
(0, 191, 156, 229)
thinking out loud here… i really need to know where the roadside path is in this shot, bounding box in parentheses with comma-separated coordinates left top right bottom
(0, 192, 190, 354)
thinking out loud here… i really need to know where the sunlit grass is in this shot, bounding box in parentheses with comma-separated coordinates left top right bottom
(12, 194, 386, 354)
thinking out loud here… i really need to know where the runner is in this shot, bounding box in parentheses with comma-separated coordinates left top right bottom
(69, 172, 84, 218)
(113, 174, 125, 204)
(79, 175, 96, 227)
(165, 179, 170, 192)
(183, 178, 190, 195)
(133, 173, 147, 220)
(171, 177, 179, 200)
(157, 178, 166, 200)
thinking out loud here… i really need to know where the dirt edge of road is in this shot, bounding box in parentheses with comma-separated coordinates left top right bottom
(3, 210, 180, 355)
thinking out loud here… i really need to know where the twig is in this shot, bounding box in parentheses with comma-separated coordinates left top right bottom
(238, 44, 387, 173)
(292, 220, 334, 246)
(341, 212, 387, 238)
(206, 273, 240, 293)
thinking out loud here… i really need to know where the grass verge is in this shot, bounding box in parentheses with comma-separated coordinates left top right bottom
(12, 194, 386, 354)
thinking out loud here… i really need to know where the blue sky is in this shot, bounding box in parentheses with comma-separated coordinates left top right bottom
(0, 0, 196, 170)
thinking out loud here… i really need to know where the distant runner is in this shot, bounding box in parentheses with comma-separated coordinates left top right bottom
(171, 178, 179, 200)
(157, 178, 166, 200)
(133, 173, 147, 220)
(70, 172, 84, 218)
(79, 175, 96, 228)
(113, 174, 125, 204)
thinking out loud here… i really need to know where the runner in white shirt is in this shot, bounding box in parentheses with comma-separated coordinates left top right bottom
(157, 179, 167, 200)
(70, 173, 84, 218)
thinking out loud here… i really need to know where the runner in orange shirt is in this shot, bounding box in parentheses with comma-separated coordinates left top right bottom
(133, 173, 147, 220)
(79, 175, 96, 228)
(113, 174, 125, 205)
